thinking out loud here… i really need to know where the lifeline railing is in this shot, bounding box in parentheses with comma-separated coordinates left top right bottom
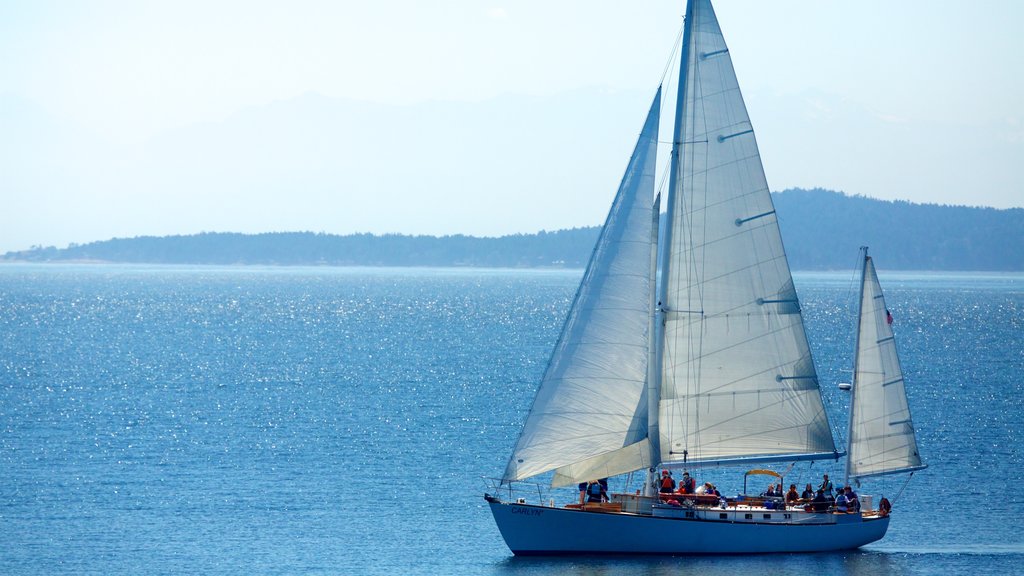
(481, 477, 557, 507)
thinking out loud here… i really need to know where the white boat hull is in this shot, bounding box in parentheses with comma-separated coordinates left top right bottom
(487, 498, 889, 555)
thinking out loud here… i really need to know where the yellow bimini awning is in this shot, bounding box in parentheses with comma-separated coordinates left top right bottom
(744, 469, 781, 478)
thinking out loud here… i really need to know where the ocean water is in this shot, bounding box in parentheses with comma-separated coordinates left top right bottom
(1, 264, 1022, 575)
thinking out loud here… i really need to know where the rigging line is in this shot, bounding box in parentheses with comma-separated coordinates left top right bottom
(670, 5, 711, 460)
(655, 156, 673, 200)
(659, 18, 686, 90)
(667, 96, 691, 456)
(831, 248, 868, 450)
(891, 471, 915, 507)
(664, 28, 697, 460)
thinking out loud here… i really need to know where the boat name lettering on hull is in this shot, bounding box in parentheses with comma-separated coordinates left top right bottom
(511, 506, 543, 516)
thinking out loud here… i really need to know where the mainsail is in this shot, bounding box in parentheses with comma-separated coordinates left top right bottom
(501, 90, 662, 485)
(846, 252, 926, 479)
(654, 0, 836, 466)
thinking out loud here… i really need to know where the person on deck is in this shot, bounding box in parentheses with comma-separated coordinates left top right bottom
(878, 496, 892, 517)
(819, 474, 834, 497)
(801, 483, 814, 500)
(677, 471, 696, 495)
(785, 484, 799, 506)
(694, 482, 717, 498)
(584, 480, 608, 503)
(659, 470, 676, 493)
(844, 485, 860, 512)
(835, 488, 849, 513)
(810, 488, 830, 512)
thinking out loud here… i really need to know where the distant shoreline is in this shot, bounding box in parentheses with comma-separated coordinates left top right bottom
(4, 260, 1024, 277)
(4, 189, 1023, 271)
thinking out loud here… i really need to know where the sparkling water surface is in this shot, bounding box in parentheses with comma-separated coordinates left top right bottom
(1, 264, 1021, 575)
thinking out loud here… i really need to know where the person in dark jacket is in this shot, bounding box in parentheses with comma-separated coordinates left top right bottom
(810, 489, 830, 512)
(801, 483, 815, 500)
(584, 480, 607, 503)
(678, 471, 696, 494)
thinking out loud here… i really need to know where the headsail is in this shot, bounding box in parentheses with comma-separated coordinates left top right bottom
(501, 90, 662, 485)
(654, 0, 837, 466)
(846, 251, 926, 480)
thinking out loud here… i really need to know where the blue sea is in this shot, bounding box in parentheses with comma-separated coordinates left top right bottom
(1, 264, 1022, 575)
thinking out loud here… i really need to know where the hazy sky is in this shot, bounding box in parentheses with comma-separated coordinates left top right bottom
(2, 0, 1022, 253)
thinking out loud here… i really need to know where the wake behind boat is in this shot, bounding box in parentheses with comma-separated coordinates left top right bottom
(484, 0, 924, 555)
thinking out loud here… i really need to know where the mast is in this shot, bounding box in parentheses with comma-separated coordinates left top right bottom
(845, 246, 870, 486)
(649, 0, 697, 473)
(643, 192, 662, 497)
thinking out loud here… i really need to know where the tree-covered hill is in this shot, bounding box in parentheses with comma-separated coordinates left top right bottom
(773, 188, 1024, 271)
(4, 189, 1022, 271)
(2, 229, 601, 268)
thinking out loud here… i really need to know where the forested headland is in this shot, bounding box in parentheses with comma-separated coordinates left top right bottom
(4, 189, 1022, 271)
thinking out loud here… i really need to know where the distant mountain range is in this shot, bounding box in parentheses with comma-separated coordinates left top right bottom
(4, 189, 1023, 271)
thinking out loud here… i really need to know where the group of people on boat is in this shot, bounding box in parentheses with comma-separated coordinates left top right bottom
(658, 470, 723, 506)
(832, 486, 861, 513)
(791, 474, 863, 513)
(577, 470, 890, 516)
(658, 469, 700, 494)
(668, 470, 876, 515)
(821, 474, 866, 513)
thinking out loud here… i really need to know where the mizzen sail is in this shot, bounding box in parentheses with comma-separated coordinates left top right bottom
(847, 252, 926, 479)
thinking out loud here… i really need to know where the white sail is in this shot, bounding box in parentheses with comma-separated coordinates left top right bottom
(847, 253, 925, 479)
(550, 438, 653, 488)
(502, 90, 661, 484)
(655, 0, 836, 465)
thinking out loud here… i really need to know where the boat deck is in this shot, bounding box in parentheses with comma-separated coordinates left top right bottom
(561, 492, 886, 525)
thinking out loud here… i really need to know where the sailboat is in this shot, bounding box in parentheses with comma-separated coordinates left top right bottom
(484, 0, 925, 555)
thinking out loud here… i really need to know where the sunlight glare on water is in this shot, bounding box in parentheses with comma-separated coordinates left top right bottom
(0, 265, 1021, 575)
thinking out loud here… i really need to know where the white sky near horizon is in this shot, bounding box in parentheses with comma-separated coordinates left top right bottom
(1, 0, 1022, 253)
